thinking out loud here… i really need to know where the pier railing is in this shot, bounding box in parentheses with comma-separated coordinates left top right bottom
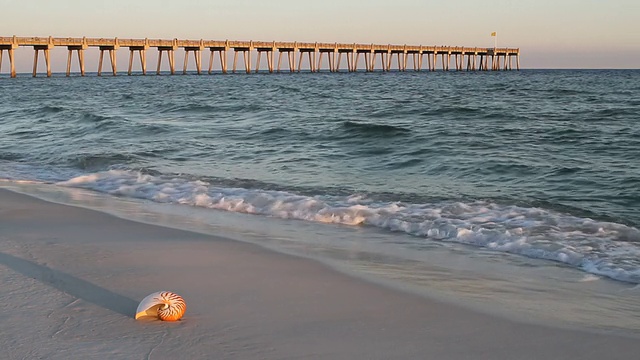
(0, 35, 520, 77)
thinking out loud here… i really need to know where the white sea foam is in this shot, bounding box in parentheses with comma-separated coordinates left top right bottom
(57, 169, 640, 284)
(579, 274, 602, 282)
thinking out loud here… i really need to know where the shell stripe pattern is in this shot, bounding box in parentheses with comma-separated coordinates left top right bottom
(156, 291, 186, 321)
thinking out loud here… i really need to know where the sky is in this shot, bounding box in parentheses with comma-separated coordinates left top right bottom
(1, 0, 639, 71)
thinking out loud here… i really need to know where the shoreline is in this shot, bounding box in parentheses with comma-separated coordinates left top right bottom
(1, 186, 639, 359)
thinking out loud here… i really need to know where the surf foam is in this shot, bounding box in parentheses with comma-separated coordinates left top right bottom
(57, 169, 640, 284)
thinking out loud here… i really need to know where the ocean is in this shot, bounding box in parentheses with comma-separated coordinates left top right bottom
(1, 69, 639, 332)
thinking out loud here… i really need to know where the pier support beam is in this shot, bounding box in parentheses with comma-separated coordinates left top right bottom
(453, 53, 461, 71)
(369, 51, 376, 72)
(183, 42, 204, 75)
(98, 47, 117, 76)
(389, 51, 406, 72)
(335, 50, 353, 72)
(66, 46, 86, 76)
(351, 51, 358, 72)
(128, 39, 149, 75)
(441, 52, 450, 71)
(128, 47, 147, 75)
(479, 53, 488, 71)
(469, 52, 478, 71)
(277, 48, 295, 73)
(33, 47, 52, 77)
(66, 39, 88, 77)
(97, 38, 119, 76)
(0, 41, 18, 78)
(355, 50, 374, 72)
(209, 41, 229, 74)
(372, 51, 388, 72)
(32, 38, 55, 77)
(417, 48, 425, 71)
(317, 50, 335, 72)
(407, 51, 420, 71)
(355, 45, 375, 72)
(368, 48, 375, 72)
(157, 46, 177, 75)
(232, 42, 252, 74)
(297, 47, 315, 73)
(400, 51, 408, 71)
(255, 43, 276, 73)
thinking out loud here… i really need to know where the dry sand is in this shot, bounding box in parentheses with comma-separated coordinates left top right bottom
(1, 187, 639, 359)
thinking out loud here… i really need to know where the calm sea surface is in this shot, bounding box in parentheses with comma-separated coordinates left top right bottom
(1, 69, 639, 332)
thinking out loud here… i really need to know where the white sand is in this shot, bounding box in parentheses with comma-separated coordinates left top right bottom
(1, 188, 639, 359)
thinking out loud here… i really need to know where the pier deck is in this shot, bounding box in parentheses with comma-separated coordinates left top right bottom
(0, 36, 520, 77)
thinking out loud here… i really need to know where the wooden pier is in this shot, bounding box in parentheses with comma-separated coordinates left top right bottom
(0, 36, 520, 78)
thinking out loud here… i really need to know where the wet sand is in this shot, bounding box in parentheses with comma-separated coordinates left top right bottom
(1, 187, 638, 359)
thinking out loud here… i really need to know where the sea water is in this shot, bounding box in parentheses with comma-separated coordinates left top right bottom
(1, 69, 639, 333)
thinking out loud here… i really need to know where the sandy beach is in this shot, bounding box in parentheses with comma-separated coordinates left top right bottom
(1, 187, 638, 360)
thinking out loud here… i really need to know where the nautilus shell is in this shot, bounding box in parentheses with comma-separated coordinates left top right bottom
(135, 291, 186, 321)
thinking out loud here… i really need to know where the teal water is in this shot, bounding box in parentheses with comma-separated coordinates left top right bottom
(1, 70, 639, 289)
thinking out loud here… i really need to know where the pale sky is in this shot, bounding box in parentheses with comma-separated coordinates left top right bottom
(1, 0, 639, 70)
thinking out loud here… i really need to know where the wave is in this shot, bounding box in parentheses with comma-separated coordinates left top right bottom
(56, 169, 640, 284)
(420, 106, 482, 117)
(77, 112, 124, 132)
(0, 152, 23, 161)
(548, 89, 589, 96)
(39, 105, 66, 114)
(341, 121, 411, 137)
(593, 108, 638, 118)
(256, 126, 304, 139)
(162, 103, 263, 114)
(70, 154, 139, 171)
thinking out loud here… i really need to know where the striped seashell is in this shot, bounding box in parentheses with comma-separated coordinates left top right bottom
(135, 291, 186, 321)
